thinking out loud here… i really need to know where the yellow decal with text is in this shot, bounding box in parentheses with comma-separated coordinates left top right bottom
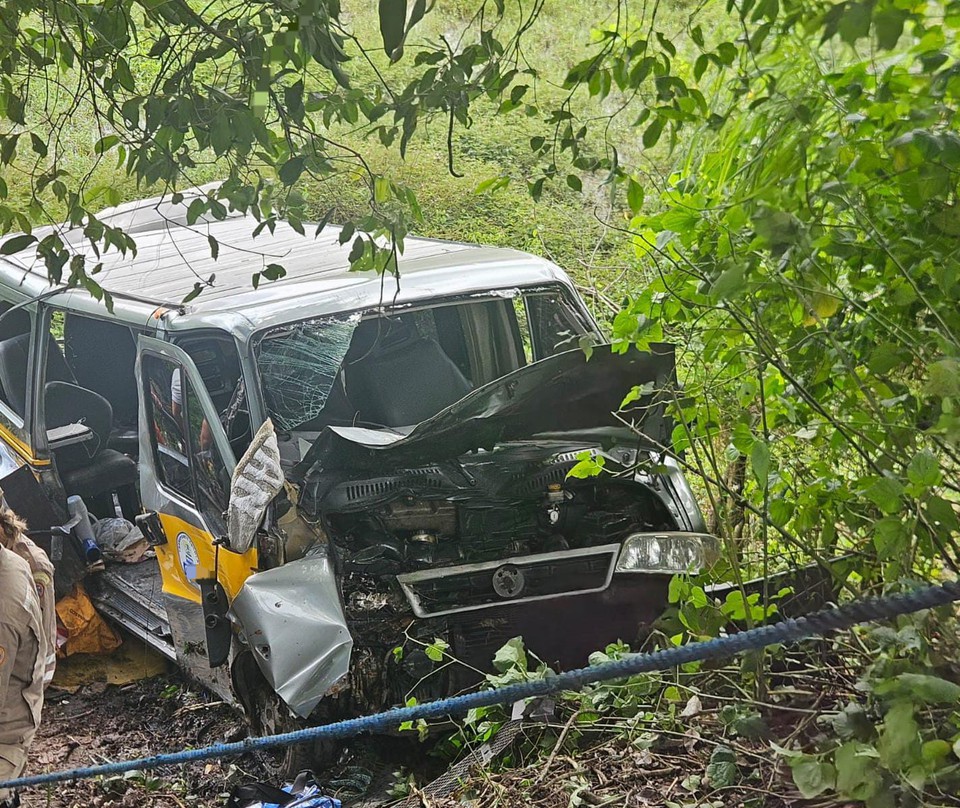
(155, 513, 258, 604)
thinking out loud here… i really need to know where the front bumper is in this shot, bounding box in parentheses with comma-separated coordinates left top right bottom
(445, 572, 671, 675)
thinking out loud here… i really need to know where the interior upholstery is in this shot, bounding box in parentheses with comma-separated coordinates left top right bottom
(348, 335, 472, 427)
(44, 381, 114, 473)
(0, 333, 138, 516)
(0, 332, 75, 416)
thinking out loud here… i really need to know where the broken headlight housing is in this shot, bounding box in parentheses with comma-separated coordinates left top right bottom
(616, 532, 719, 574)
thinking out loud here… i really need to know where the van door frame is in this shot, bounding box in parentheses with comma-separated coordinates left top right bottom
(136, 334, 258, 699)
(0, 291, 39, 474)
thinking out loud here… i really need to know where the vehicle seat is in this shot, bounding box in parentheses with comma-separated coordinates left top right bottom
(347, 335, 472, 427)
(45, 381, 139, 519)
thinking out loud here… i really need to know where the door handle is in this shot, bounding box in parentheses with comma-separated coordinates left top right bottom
(136, 510, 167, 547)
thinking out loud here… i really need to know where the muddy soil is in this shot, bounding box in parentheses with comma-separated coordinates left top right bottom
(20, 671, 441, 808)
(23, 674, 264, 807)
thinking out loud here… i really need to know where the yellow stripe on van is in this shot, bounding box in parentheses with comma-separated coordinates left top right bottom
(0, 422, 51, 466)
(155, 513, 258, 604)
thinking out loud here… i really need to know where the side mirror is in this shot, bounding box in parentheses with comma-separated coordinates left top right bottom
(226, 419, 284, 553)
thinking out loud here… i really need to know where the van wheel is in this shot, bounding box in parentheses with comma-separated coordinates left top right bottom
(251, 689, 340, 780)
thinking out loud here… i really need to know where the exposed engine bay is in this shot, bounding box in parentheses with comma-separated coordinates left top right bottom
(292, 443, 681, 712)
(309, 447, 677, 575)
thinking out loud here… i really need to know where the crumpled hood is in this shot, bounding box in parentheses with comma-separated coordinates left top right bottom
(292, 343, 676, 477)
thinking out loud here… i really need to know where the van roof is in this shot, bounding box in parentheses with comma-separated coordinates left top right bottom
(0, 187, 573, 337)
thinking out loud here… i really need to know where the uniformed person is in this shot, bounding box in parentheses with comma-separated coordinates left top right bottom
(0, 536, 47, 807)
(0, 507, 56, 687)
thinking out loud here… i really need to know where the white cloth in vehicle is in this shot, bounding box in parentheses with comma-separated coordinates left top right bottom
(228, 418, 283, 553)
(92, 518, 150, 564)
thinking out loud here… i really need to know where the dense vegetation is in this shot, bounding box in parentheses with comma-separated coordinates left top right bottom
(2, 0, 959, 804)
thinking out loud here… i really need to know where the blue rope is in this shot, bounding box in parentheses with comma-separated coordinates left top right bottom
(3, 579, 958, 791)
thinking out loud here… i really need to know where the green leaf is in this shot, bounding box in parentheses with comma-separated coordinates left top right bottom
(867, 343, 908, 375)
(627, 178, 644, 214)
(6, 94, 25, 125)
(864, 476, 904, 515)
(373, 176, 392, 203)
(567, 452, 605, 479)
(875, 674, 960, 705)
(642, 118, 664, 148)
(838, 2, 871, 44)
(921, 739, 952, 766)
(207, 235, 219, 261)
(790, 755, 836, 798)
(706, 745, 738, 788)
(877, 701, 920, 771)
(769, 499, 793, 527)
(831, 702, 874, 742)
(338, 222, 355, 245)
(874, 9, 907, 49)
(492, 636, 527, 673)
(114, 58, 136, 93)
(379, 0, 407, 60)
(30, 133, 48, 158)
(261, 263, 286, 282)
(348, 235, 365, 264)
(751, 440, 770, 487)
(0, 234, 36, 255)
(566, 174, 582, 192)
(835, 742, 882, 801)
(94, 135, 120, 155)
(925, 358, 960, 398)
(314, 208, 335, 238)
(873, 517, 908, 560)
(907, 449, 941, 488)
(710, 264, 746, 300)
(279, 156, 305, 186)
(424, 637, 449, 662)
(925, 496, 960, 535)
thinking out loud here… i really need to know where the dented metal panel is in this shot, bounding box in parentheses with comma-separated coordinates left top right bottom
(230, 550, 352, 718)
(292, 344, 677, 476)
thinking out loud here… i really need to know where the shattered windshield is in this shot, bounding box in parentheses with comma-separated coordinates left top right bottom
(255, 286, 593, 433)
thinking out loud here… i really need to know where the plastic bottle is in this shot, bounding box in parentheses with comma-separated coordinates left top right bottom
(67, 495, 103, 565)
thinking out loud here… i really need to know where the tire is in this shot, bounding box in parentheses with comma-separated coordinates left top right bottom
(232, 651, 340, 780)
(249, 688, 341, 780)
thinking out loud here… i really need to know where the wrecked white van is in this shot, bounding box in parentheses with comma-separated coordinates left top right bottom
(0, 189, 716, 769)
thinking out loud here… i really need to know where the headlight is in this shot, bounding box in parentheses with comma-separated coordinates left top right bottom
(616, 532, 719, 574)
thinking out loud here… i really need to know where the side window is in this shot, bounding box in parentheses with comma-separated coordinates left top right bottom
(143, 355, 192, 501)
(523, 292, 584, 358)
(512, 298, 534, 365)
(143, 355, 230, 536)
(185, 383, 230, 537)
(0, 301, 33, 418)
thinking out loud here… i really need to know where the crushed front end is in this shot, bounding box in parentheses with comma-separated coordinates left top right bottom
(277, 346, 718, 714)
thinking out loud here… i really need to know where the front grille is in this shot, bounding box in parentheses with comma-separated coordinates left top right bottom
(340, 468, 446, 503)
(398, 545, 618, 617)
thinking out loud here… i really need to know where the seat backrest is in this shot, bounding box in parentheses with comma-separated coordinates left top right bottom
(45, 381, 114, 472)
(0, 333, 76, 417)
(348, 336, 472, 427)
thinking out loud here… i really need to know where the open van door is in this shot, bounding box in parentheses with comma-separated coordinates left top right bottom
(135, 335, 258, 699)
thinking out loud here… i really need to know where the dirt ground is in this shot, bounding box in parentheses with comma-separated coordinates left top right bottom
(20, 651, 435, 808)
(24, 672, 264, 808)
